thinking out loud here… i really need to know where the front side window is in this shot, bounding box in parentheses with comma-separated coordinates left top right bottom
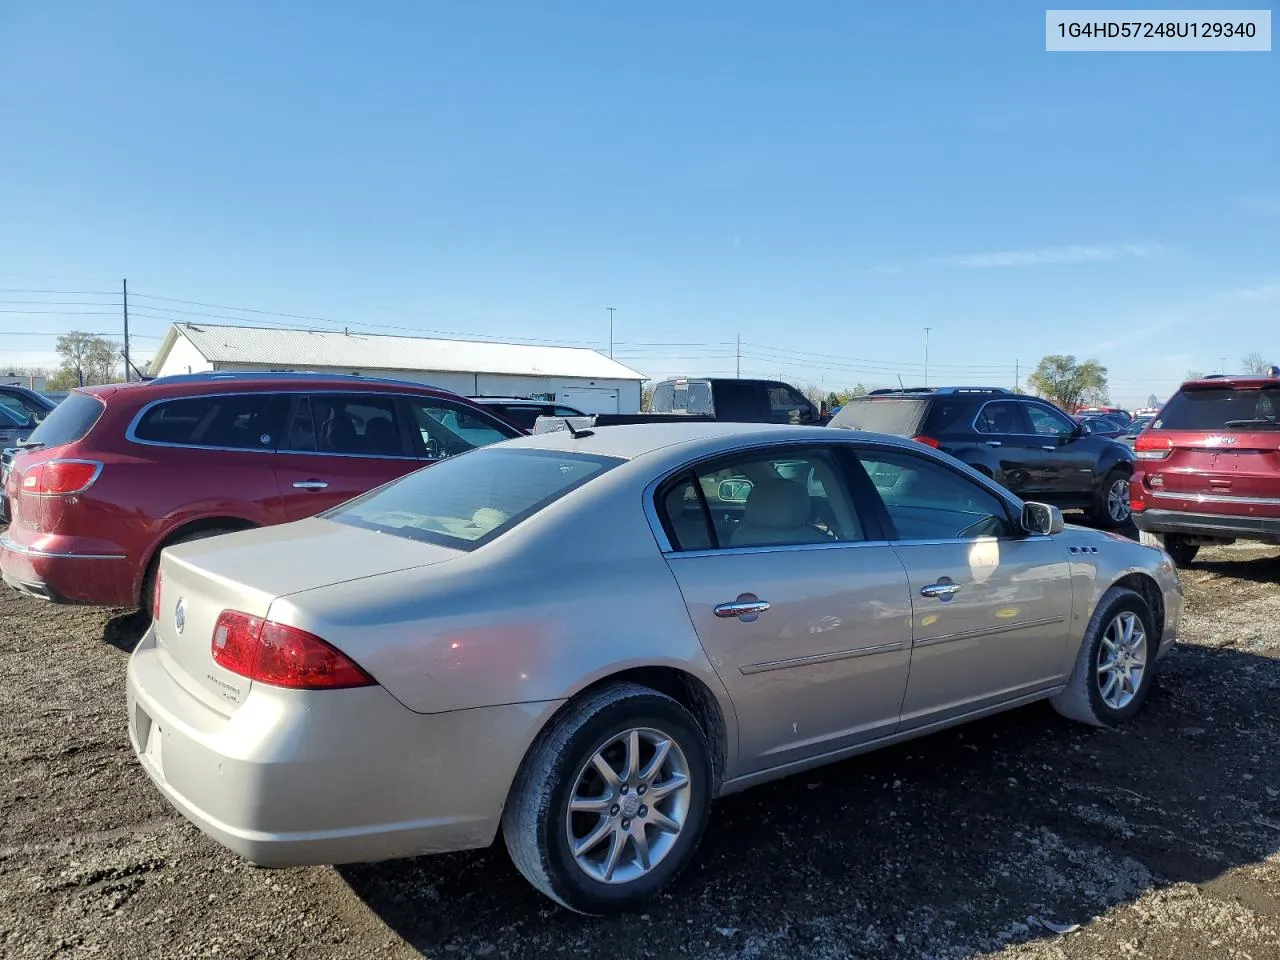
(855, 450, 1014, 540)
(408, 399, 518, 459)
(0, 391, 51, 425)
(1025, 403, 1076, 438)
(659, 448, 864, 551)
(133, 394, 284, 450)
(327, 448, 620, 549)
(768, 385, 814, 424)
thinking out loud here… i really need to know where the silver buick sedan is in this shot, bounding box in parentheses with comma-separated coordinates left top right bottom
(127, 422, 1182, 914)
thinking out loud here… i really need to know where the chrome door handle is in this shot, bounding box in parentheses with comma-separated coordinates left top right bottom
(984, 440, 1002, 447)
(920, 581, 962, 599)
(1041, 445, 1057, 451)
(714, 599, 771, 619)
(292, 480, 329, 490)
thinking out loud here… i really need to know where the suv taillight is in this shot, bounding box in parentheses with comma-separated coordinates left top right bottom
(21, 459, 103, 495)
(1133, 435, 1171, 461)
(912, 435, 940, 448)
(211, 610, 375, 690)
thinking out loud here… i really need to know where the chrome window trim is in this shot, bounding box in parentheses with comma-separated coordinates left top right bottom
(1149, 489, 1280, 507)
(124, 389, 513, 460)
(970, 398, 1027, 436)
(667, 539, 895, 560)
(641, 435, 1028, 554)
(740, 640, 906, 675)
(0, 533, 125, 560)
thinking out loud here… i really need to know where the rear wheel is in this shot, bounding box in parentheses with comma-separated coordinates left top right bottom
(139, 527, 242, 616)
(502, 682, 712, 915)
(1139, 530, 1199, 566)
(1090, 469, 1132, 528)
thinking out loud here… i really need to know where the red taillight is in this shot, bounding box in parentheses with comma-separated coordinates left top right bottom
(211, 610, 375, 690)
(1133, 435, 1171, 461)
(23, 459, 102, 495)
(911, 435, 941, 448)
(152, 569, 164, 622)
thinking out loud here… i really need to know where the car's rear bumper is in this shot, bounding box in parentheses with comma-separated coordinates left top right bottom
(1133, 508, 1280, 544)
(0, 532, 135, 605)
(126, 627, 558, 868)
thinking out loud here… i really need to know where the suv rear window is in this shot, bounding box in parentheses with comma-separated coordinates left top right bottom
(25, 393, 105, 447)
(1155, 386, 1280, 431)
(829, 397, 930, 435)
(326, 447, 622, 549)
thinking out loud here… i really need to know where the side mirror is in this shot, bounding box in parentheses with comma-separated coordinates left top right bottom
(718, 478, 753, 503)
(1022, 501, 1065, 536)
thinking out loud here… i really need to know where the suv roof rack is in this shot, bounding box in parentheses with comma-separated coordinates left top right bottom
(149, 370, 442, 390)
(865, 386, 1012, 396)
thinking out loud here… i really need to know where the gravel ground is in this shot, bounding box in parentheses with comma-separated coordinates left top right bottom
(1, 542, 1277, 960)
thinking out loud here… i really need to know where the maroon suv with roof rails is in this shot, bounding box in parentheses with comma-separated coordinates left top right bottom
(1131, 368, 1280, 564)
(1, 372, 521, 611)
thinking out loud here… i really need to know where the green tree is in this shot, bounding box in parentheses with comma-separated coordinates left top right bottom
(1027, 355, 1108, 412)
(640, 384, 654, 411)
(47, 332, 121, 390)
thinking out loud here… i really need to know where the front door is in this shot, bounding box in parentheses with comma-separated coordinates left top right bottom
(849, 446, 1073, 728)
(657, 445, 912, 774)
(1024, 402, 1096, 499)
(972, 399, 1059, 498)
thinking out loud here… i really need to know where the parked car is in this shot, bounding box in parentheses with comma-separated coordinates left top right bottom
(0, 385, 60, 523)
(1075, 415, 1126, 439)
(128, 421, 1180, 914)
(468, 396, 586, 432)
(1131, 369, 1280, 564)
(828, 387, 1136, 527)
(1077, 406, 1132, 424)
(0, 372, 521, 610)
(1117, 414, 1155, 450)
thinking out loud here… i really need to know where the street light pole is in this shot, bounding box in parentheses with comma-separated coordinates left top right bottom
(924, 327, 932, 387)
(607, 307, 616, 358)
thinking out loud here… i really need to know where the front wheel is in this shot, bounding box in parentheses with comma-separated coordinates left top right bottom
(502, 683, 713, 914)
(1051, 587, 1158, 727)
(1090, 469, 1133, 528)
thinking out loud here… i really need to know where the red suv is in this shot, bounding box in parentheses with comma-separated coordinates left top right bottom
(1131, 369, 1280, 564)
(0, 372, 521, 610)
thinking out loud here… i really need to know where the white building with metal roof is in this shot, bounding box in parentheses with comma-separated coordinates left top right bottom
(148, 322, 647, 414)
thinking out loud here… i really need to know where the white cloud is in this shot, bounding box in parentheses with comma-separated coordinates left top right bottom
(940, 242, 1164, 269)
(1233, 282, 1280, 302)
(863, 264, 906, 275)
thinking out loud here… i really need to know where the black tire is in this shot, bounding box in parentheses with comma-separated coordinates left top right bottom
(1139, 530, 1199, 566)
(1089, 468, 1132, 529)
(1050, 586, 1158, 727)
(502, 682, 713, 915)
(139, 527, 240, 616)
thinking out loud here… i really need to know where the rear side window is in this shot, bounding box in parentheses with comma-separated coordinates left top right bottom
(26, 392, 105, 447)
(132, 394, 286, 450)
(326, 448, 621, 549)
(492, 405, 541, 430)
(1155, 387, 1280, 430)
(286, 395, 409, 456)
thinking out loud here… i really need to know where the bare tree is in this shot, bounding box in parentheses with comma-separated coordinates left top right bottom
(1242, 351, 1270, 375)
(47, 332, 122, 389)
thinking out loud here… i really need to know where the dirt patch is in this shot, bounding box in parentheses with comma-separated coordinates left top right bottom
(1, 544, 1277, 959)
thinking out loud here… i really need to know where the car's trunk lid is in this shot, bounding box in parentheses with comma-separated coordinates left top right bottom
(151, 518, 461, 713)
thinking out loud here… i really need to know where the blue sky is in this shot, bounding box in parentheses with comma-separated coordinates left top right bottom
(1, 1, 1276, 405)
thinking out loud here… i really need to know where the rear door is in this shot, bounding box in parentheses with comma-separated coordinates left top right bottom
(275, 393, 423, 519)
(657, 444, 912, 773)
(1142, 384, 1280, 515)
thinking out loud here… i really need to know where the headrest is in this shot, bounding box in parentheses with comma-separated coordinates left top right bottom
(743, 479, 809, 529)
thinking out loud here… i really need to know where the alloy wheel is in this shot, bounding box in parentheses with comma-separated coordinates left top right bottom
(1096, 611, 1147, 709)
(565, 727, 692, 885)
(1107, 477, 1132, 524)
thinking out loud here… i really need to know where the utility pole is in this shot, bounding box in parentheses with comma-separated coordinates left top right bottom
(736, 333, 741, 378)
(923, 326, 931, 387)
(1015, 358, 1020, 392)
(122, 278, 130, 382)
(607, 307, 615, 358)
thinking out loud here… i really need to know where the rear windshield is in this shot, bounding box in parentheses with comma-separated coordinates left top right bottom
(651, 381, 712, 415)
(829, 397, 930, 435)
(25, 392, 105, 447)
(1154, 387, 1280, 431)
(325, 447, 623, 549)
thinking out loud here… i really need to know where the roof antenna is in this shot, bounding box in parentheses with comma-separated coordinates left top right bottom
(563, 417, 594, 439)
